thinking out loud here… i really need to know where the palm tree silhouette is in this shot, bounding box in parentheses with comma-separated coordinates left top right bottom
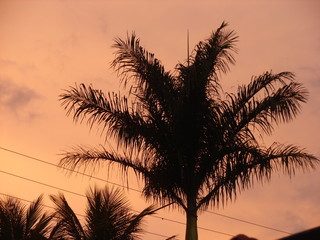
(0, 195, 52, 240)
(50, 186, 155, 240)
(59, 22, 318, 240)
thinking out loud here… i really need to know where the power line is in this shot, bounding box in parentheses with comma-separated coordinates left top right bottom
(0, 168, 234, 238)
(0, 192, 173, 239)
(0, 146, 141, 193)
(152, 215, 233, 237)
(0, 146, 291, 235)
(144, 231, 176, 239)
(0, 192, 56, 211)
(0, 192, 86, 219)
(0, 169, 86, 198)
(205, 210, 291, 235)
(0, 146, 292, 235)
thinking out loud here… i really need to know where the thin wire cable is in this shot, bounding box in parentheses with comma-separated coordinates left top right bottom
(0, 192, 56, 211)
(0, 146, 292, 235)
(0, 192, 172, 239)
(0, 169, 85, 198)
(205, 210, 291, 235)
(152, 215, 233, 237)
(144, 231, 175, 239)
(0, 146, 140, 193)
(0, 169, 234, 237)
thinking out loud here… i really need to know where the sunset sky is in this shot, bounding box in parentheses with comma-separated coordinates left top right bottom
(1, 0, 320, 239)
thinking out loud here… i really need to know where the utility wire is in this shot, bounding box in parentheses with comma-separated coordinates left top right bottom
(0, 169, 86, 198)
(205, 210, 291, 235)
(0, 192, 172, 239)
(0, 192, 86, 219)
(0, 146, 141, 193)
(0, 146, 292, 235)
(0, 192, 56, 211)
(152, 215, 233, 237)
(0, 168, 234, 237)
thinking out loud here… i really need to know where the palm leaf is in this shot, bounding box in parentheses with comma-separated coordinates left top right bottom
(111, 33, 177, 121)
(60, 145, 149, 177)
(50, 193, 85, 240)
(85, 186, 130, 240)
(197, 143, 317, 209)
(177, 21, 238, 96)
(0, 196, 25, 240)
(122, 205, 156, 239)
(25, 195, 44, 237)
(224, 72, 308, 136)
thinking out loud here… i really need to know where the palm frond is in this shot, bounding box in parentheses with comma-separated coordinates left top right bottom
(25, 195, 44, 236)
(50, 193, 85, 240)
(0, 199, 15, 240)
(234, 72, 294, 112)
(84, 186, 155, 240)
(85, 186, 124, 240)
(29, 214, 52, 239)
(60, 83, 166, 152)
(111, 32, 177, 120)
(0, 196, 25, 239)
(223, 72, 308, 137)
(59, 145, 149, 178)
(263, 143, 318, 175)
(48, 221, 65, 240)
(123, 203, 166, 240)
(197, 142, 318, 209)
(227, 71, 294, 116)
(177, 21, 238, 95)
(0, 195, 52, 240)
(60, 84, 130, 134)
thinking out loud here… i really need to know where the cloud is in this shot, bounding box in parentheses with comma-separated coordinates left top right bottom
(0, 59, 37, 73)
(283, 211, 306, 233)
(0, 76, 41, 120)
(280, 170, 320, 233)
(295, 171, 320, 208)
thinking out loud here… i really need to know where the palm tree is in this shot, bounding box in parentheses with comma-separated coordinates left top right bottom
(0, 195, 52, 240)
(59, 22, 318, 240)
(50, 186, 156, 240)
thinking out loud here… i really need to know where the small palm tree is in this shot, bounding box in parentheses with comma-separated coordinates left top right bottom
(59, 22, 318, 240)
(50, 186, 155, 240)
(0, 195, 52, 240)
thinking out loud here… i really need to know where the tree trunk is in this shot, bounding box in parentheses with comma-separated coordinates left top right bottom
(185, 196, 198, 240)
(185, 212, 198, 240)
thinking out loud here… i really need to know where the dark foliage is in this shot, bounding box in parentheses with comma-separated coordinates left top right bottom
(59, 22, 318, 240)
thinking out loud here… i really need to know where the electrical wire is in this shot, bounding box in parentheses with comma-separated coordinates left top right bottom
(0, 168, 234, 237)
(0, 146, 140, 193)
(0, 192, 172, 239)
(205, 210, 291, 235)
(0, 146, 292, 235)
(0, 169, 86, 197)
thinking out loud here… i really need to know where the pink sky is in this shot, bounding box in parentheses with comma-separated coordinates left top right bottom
(1, 0, 320, 239)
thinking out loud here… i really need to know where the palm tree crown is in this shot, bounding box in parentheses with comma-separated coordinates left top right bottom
(0, 195, 52, 240)
(59, 22, 318, 240)
(50, 186, 155, 240)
